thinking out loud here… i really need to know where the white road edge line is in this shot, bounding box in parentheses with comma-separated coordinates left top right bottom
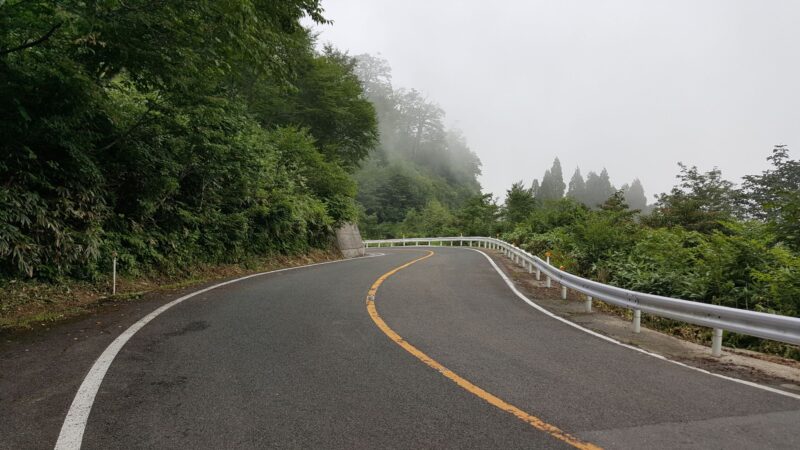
(54, 253, 384, 450)
(469, 248, 800, 402)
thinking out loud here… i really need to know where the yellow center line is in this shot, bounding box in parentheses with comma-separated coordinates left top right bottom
(366, 250, 602, 450)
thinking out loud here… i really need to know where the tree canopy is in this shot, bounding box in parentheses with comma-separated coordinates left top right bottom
(0, 0, 377, 279)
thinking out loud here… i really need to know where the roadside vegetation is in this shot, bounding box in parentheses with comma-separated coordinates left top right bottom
(0, 1, 383, 328)
(1, 1, 378, 286)
(371, 148, 800, 359)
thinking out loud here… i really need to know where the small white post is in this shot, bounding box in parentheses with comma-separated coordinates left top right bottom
(545, 254, 552, 287)
(546, 276, 552, 288)
(112, 253, 117, 295)
(561, 285, 567, 300)
(585, 295, 593, 313)
(527, 261, 533, 274)
(536, 268, 541, 281)
(711, 328, 723, 357)
(633, 309, 641, 333)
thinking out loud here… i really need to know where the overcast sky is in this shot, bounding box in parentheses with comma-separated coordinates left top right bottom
(307, 0, 799, 201)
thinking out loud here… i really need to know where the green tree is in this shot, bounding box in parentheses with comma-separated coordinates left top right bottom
(402, 200, 456, 236)
(742, 145, 800, 249)
(583, 169, 616, 208)
(567, 168, 587, 203)
(646, 164, 738, 233)
(537, 158, 566, 201)
(456, 194, 499, 236)
(623, 179, 648, 211)
(504, 181, 537, 224)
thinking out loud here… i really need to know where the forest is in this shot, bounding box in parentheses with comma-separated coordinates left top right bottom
(1, 1, 375, 282)
(351, 54, 483, 238)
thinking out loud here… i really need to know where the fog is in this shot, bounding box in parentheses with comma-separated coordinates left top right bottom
(307, 0, 800, 201)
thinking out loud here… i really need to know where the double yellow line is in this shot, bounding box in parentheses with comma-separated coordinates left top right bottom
(366, 250, 602, 450)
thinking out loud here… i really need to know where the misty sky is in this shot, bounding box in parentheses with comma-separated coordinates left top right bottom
(308, 1, 800, 201)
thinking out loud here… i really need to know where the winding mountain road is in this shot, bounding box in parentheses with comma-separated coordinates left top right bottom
(3, 247, 800, 449)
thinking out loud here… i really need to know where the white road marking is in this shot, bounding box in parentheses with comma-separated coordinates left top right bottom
(468, 248, 800, 402)
(54, 253, 384, 450)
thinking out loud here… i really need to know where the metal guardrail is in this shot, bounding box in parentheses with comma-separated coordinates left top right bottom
(363, 236, 800, 356)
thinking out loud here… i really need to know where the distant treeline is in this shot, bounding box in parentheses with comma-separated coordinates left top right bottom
(510, 158, 650, 213)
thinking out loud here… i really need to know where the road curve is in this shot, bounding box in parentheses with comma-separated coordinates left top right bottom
(43, 248, 800, 448)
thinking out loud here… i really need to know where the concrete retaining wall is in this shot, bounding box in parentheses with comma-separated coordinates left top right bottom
(335, 223, 365, 258)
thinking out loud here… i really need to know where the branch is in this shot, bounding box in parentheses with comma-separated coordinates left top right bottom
(97, 105, 156, 152)
(0, 22, 62, 56)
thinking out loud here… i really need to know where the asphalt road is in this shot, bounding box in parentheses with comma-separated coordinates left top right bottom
(3, 247, 800, 449)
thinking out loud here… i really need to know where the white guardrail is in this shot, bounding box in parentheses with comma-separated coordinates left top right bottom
(363, 236, 800, 356)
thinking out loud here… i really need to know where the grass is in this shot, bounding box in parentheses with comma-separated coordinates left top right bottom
(0, 248, 342, 333)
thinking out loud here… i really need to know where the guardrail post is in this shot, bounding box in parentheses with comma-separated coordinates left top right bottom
(711, 328, 723, 357)
(545, 255, 551, 288)
(561, 285, 567, 300)
(536, 267, 541, 280)
(633, 309, 641, 333)
(527, 261, 533, 274)
(585, 295, 592, 313)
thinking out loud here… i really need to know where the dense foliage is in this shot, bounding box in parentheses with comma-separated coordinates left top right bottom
(360, 141, 800, 355)
(497, 147, 800, 357)
(0, 1, 376, 280)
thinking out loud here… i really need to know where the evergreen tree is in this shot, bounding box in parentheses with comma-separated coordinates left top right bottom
(538, 158, 566, 201)
(584, 169, 616, 208)
(530, 179, 540, 198)
(567, 168, 587, 203)
(504, 182, 537, 224)
(624, 179, 648, 211)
